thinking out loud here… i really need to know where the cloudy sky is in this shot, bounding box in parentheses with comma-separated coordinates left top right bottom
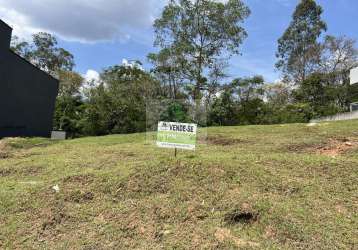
(1, 0, 357, 82)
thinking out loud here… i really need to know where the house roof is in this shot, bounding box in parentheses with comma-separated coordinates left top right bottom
(9, 50, 59, 82)
(0, 19, 12, 30)
(0, 19, 58, 82)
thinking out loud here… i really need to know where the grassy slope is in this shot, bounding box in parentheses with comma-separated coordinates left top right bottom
(0, 121, 357, 249)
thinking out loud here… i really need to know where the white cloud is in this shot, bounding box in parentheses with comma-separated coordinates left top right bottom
(0, 0, 166, 43)
(84, 69, 100, 84)
(81, 69, 101, 96)
(122, 58, 144, 70)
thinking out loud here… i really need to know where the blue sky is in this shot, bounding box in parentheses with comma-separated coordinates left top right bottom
(1, 0, 357, 82)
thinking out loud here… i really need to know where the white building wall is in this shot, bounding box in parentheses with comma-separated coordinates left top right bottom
(310, 110, 358, 123)
(350, 67, 358, 85)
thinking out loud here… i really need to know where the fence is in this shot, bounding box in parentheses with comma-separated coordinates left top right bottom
(310, 110, 358, 123)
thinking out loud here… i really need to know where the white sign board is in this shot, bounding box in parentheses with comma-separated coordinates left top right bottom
(350, 67, 358, 85)
(157, 121, 197, 150)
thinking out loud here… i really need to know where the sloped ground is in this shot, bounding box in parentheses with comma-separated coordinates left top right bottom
(0, 121, 357, 249)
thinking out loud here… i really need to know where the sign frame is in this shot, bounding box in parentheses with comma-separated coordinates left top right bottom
(156, 121, 197, 151)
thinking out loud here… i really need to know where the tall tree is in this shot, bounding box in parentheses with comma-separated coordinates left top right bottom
(57, 70, 84, 97)
(152, 0, 250, 106)
(264, 82, 292, 107)
(53, 70, 85, 135)
(10, 36, 32, 60)
(320, 35, 358, 83)
(320, 35, 358, 108)
(232, 76, 265, 104)
(232, 76, 265, 124)
(276, 0, 327, 84)
(11, 32, 74, 76)
(148, 48, 184, 100)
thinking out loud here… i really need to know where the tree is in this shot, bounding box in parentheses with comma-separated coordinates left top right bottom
(264, 82, 292, 107)
(208, 76, 266, 125)
(57, 70, 84, 97)
(11, 32, 74, 76)
(319, 35, 358, 108)
(320, 36, 358, 75)
(52, 70, 86, 137)
(160, 101, 191, 123)
(293, 73, 344, 117)
(148, 49, 185, 100)
(53, 95, 85, 136)
(84, 64, 161, 135)
(208, 85, 238, 126)
(276, 0, 327, 84)
(233, 76, 265, 104)
(10, 36, 32, 60)
(233, 76, 265, 124)
(53, 71, 85, 134)
(152, 0, 250, 106)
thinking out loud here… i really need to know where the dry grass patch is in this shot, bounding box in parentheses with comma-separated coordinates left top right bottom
(1, 121, 358, 249)
(314, 138, 358, 157)
(215, 228, 259, 248)
(201, 135, 249, 146)
(286, 136, 358, 157)
(0, 139, 11, 159)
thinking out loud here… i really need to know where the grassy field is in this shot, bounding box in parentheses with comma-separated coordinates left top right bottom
(0, 121, 357, 249)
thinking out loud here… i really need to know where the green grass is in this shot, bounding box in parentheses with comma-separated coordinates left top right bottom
(0, 120, 357, 249)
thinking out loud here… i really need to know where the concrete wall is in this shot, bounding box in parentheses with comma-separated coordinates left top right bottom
(0, 20, 59, 138)
(310, 110, 358, 123)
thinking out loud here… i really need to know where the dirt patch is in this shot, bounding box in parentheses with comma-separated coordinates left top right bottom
(264, 183, 300, 196)
(0, 140, 11, 159)
(314, 138, 358, 157)
(114, 167, 171, 199)
(65, 190, 95, 203)
(63, 174, 95, 185)
(215, 228, 259, 248)
(203, 136, 248, 146)
(41, 211, 67, 230)
(40, 200, 69, 231)
(0, 166, 42, 177)
(21, 165, 43, 176)
(0, 151, 10, 159)
(286, 137, 358, 157)
(0, 168, 16, 177)
(286, 143, 314, 152)
(264, 226, 277, 239)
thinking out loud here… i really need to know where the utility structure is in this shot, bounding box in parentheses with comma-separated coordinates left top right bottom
(349, 67, 358, 111)
(0, 19, 59, 138)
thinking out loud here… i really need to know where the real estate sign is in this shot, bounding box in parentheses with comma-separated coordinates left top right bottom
(157, 121, 197, 150)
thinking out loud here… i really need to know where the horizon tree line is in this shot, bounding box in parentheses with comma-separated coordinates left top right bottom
(10, 0, 358, 137)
